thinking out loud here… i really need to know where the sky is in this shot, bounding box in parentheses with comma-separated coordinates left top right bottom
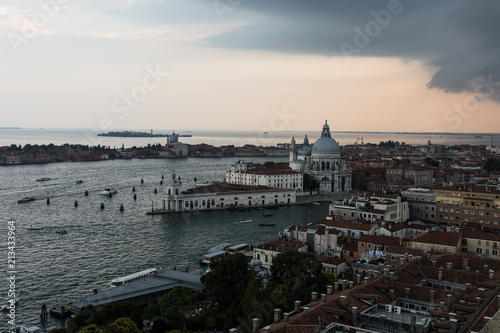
(1, 0, 500, 133)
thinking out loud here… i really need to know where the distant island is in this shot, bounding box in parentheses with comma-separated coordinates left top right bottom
(98, 131, 192, 138)
(0, 127, 20, 129)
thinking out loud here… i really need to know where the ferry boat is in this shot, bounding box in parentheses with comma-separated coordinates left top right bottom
(110, 268, 158, 288)
(36, 177, 51, 182)
(227, 243, 250, 254)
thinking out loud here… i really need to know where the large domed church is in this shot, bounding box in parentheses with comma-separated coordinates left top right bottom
(290, 120, 352, 194)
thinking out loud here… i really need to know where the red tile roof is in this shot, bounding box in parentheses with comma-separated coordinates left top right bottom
(411, 230, 462, 247)
(256, 238, 306, 252)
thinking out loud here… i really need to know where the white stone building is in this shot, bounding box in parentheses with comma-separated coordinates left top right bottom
(225, 161, 303, 192)
(161, 173, 296, 212)
(289, 120, 352, 194)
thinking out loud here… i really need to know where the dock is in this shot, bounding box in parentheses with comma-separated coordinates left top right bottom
(68, 270, 205, 311)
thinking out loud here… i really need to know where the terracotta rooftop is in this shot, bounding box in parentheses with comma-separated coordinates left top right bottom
(411, 230, 462, 247)
(462, 230, 500, 242)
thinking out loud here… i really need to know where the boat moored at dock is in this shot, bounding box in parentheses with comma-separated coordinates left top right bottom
(110, 268, 158, 288)
(200, 250, 228, 266)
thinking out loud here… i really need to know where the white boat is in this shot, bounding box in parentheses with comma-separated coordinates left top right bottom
(110, 268, 158, 288)
(1, 297, 19, 311)
(9, 326, 44, 333)
(100, 188, 117, 195)
(240, 218, 253, 223)
(25, 225, 42, 230)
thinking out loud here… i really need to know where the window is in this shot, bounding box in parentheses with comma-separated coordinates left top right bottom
(477, 248, 482, 254)
(493, 250, 498, 256)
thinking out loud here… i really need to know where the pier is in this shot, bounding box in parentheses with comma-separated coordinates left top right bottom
(68, 270, 205, 311)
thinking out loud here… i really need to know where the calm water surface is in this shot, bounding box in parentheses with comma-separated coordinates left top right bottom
(0, 157, 329, 332)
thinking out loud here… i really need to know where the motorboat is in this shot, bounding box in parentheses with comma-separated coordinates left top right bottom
(17, 197, 35, 203)
(240, 218, 253, 223)
(36, 177, 51, 182)
(258, 223, 276, 227)
(100, 188, 117, 195)
(55, 230, 68, 234)
(25, 225, 42, 230)
(262, 213, 274, 217)
(1, 296, 19, 311)
(75, 180, 83, 184)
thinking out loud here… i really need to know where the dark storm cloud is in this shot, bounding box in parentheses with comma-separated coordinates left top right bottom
(202, 0, 500, 101)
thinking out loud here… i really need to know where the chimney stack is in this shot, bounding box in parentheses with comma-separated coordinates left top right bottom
(390, 289, 395, 300)
(364, 277, 369, 285)
(432, 260, 436, 267)
(311, 292, 318, 301)
(294, 300, 301, 312)
(340, 295, 347, 308)
(321, 294, 326, 304)
(334, 282, 339, 292)
(274, 309, 282, 323)
(352, 306, 358, 326)
(489, 270, 494, 280)
(447, 262, 452, 270)
(479, 288, 485, 298)
(342, 279, 348, 290)
(303, 306, 309, 316)
(327, 285, 334, 295)
(356, 274, 361, 285)
(450, 318, 458, 333)
(405, 287, 410, 298)
(438, 270, 443, 281)
(349, 281, 354, 289)
(446, 294, 452, 311)
(463, 257, 468, 270)
(484, 264, 489, 274)
(252, 318, 259, 333)
(283, 312, 290, 322)
(430, 289, 435, 303)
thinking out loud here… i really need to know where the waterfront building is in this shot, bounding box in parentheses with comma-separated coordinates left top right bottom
(225, 161, 303, 192)
(289, 120, 352, 194)
(286, 224, 341, 257)
(161, 173, 296, 212)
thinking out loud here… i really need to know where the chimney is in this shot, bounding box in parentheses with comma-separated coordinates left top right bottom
(303, 306, 309, 316)
(349, 281, 354, 289)
(342, 279, 348, 290)
(416, 256, 422, 264)
(446, 294, 452, 311)
(476, 297, 482, 306)
(389, 272, 395, 280)
(283, 312, 290, 322)
(440, 301, 445, 311)
(326, 282, 338, 295)
(430, 290, 435, 303)
(384, 268, 389, 277)
(447, 262, 452, 270)
(400, 256, 405, 266)
(489, 270, 494, 280)
(274, 309, 282, 323)
(373, 270, 379, 278)
(294, 300, 301, 312)
(463, 257, 469, 270)
(438, 270, 443, 281)
(252, 318, 259, 333)
(466, 266, 470, 272)
(479, 288, 485, 298)
(408, 254, 413, 261)
(352, 306, 358, 326)
(334, 282, 339, 292)
(450, 318, 458, 333)
(311, 292, 318, 301)
(405, 287, 410, 298)
(484, 264, 489, 274)
(321, 294, 327, 303)
(432, 260, 436, 268)
(340, 295, 347, 308)
(364, 277, 369, 286)
(356, 274, 361, 285)
(410, 311, 416, 333)
(390, 289, 395, 300)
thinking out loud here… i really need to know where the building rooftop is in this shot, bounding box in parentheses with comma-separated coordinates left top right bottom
(411, 230, 462, 247)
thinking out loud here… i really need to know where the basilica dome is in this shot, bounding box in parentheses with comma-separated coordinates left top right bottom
(312, 136, 340, 154)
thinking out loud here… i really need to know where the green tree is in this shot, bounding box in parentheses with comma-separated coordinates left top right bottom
(485, 158, 500, 172)
(424, 157, 439, 167)
(200, 253, 252, 309)
(323, 272, 338, 286)
(106, 317, 141, 333)
(303, 173, 318, 192)
(151, 318, 168, 333)
(263, 161, 275, 168)
(143, 303, 160, 320)
(79, 324, 105, 333)
(157, 286, 194, 314)
(270, 250, 325, 303)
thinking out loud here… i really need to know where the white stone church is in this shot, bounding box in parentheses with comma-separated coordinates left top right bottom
(289, 120, 352, 194)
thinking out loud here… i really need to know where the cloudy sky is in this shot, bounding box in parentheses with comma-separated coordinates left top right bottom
(1, 0, 500, 133)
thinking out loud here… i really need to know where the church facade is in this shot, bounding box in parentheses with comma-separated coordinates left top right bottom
(289, 120, 352, 194)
